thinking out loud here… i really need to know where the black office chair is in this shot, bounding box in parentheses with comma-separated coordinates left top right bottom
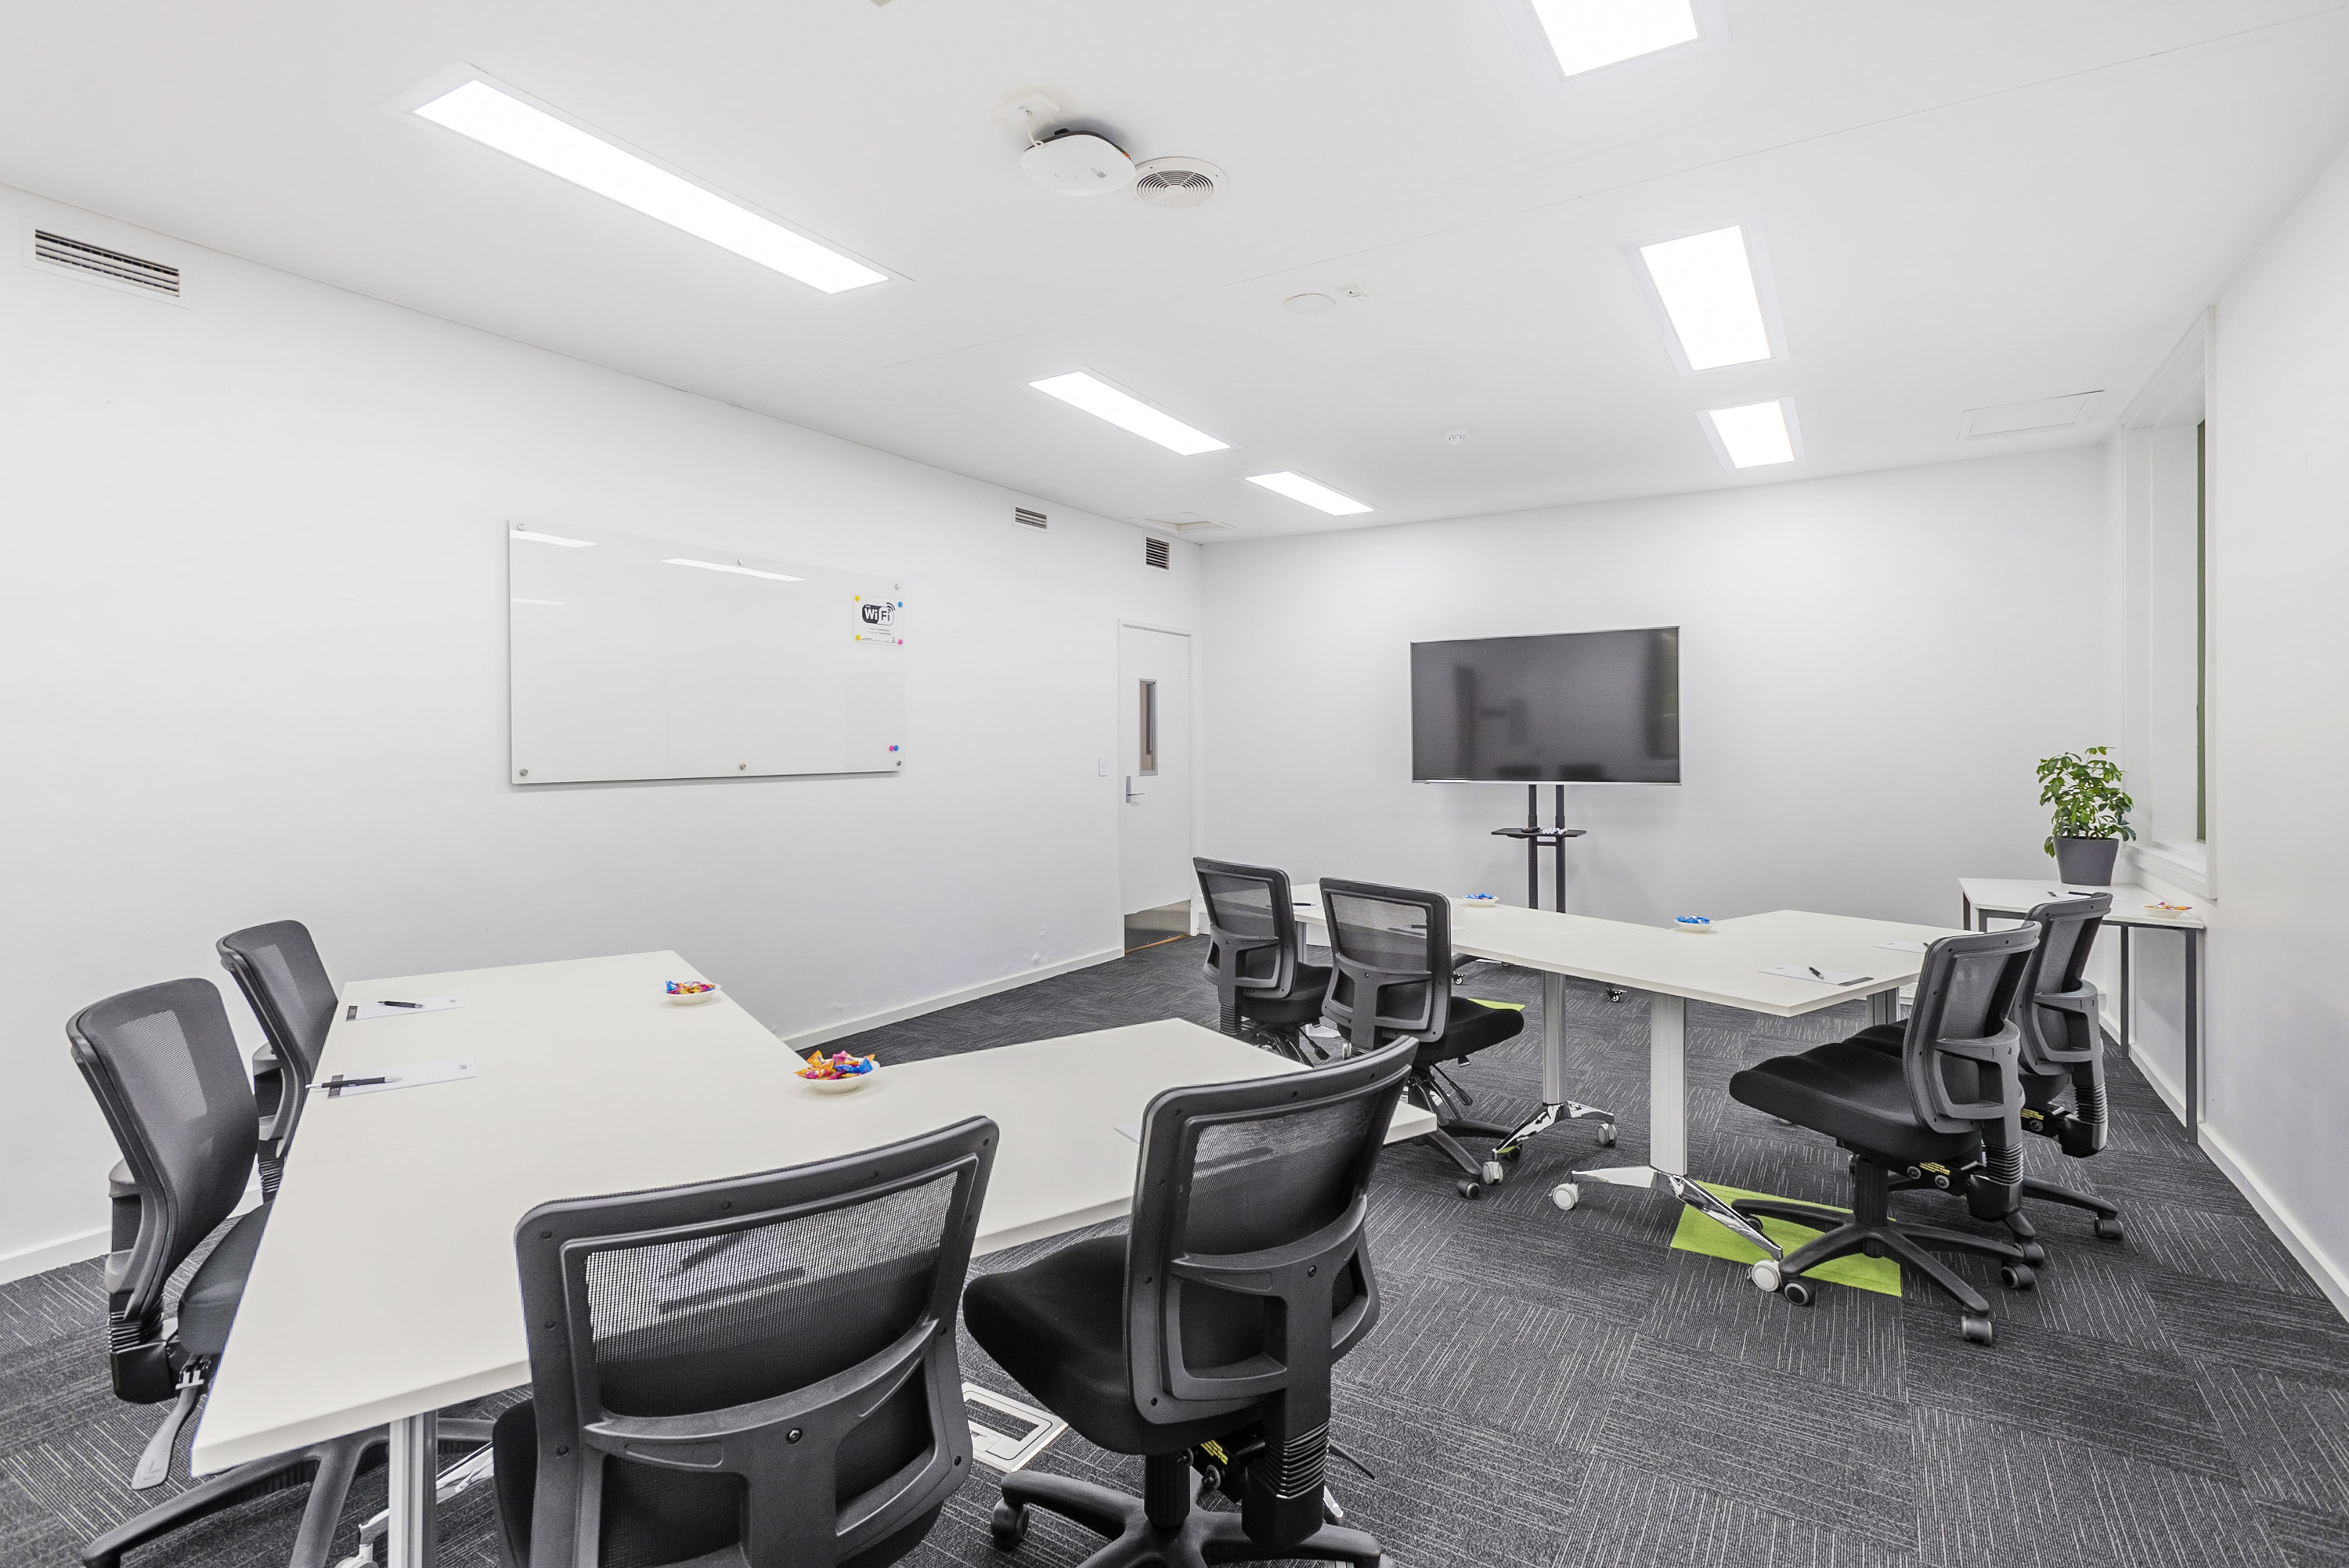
(1195, 857, 1331, 1062)
(1319, 878, 1611, 1199)
(1849, 895, 2125, 1249)
(217, 920, 339, 1196)
(1726, 927, 2043, 1343)
(68, 979, 486, 1568)
(963, 1037, 1414, 1568)
(491, 1117, 997, 1568)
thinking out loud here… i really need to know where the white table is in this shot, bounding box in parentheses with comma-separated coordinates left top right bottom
(189, 950, 1435, 1568)
(1292, 890, 1962, 1236)
(1958, 877, 2209, 1126)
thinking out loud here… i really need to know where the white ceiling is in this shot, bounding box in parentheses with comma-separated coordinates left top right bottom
(5, 1, 2346, 538)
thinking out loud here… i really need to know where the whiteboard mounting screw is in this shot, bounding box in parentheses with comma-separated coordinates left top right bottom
(518, 769, 529, 777)
(738, 763, 748, 771)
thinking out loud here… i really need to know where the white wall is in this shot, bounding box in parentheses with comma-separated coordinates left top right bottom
(2196, 137, 2349, 1308)
(0, 186, 1198, 1271)
(1198, 449, 2106, 927)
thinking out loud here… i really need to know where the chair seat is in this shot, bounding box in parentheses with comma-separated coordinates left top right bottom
(1238, 962, 1331, 1026)
(176, 1206, 269, 1359)
(1414, 996, 1521, 1065)
(964, 1238, 1255, 1457)
(1730, 1040, 1980, 1169)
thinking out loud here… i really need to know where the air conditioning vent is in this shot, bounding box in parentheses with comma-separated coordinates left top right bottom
(1013, 506, 1048, 530)
(33, 231, 180, 296)
(1144, 537, 1171, 570)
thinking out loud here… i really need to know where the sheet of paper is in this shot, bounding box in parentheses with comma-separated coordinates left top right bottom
(1875, 940, 1930, 953)
(313, 1058, 477, 1098)
(1114, 1121, 1142, 1144)
(345, 996, 463, 1022)
(1762, 965, 1875, 986)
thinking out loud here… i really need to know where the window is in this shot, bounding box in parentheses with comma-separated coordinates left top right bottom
(1138, 679, 1159, 776)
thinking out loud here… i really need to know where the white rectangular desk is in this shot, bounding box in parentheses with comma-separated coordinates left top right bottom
(1958, 877, 2209, 1127)
(1292, 889, 1962, 1229)
(189, 950, 1435, 1568)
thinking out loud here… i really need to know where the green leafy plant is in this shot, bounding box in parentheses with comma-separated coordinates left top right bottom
(2037, 746, 2135, 854)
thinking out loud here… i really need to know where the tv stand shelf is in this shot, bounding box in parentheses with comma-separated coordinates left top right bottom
(1492, 785, 1585, 912)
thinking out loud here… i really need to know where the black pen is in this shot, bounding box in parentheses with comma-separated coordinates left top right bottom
(1808, 966, 1825, 979)
(316, 1076, 390, 1093)
(375, 1000, 424, 1009)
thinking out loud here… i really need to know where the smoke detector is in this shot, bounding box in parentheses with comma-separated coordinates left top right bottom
(1132, 157, 1224, 209)
(1022, 129, 1135, 196)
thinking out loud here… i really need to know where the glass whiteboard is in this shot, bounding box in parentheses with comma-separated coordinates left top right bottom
(508, 522, 904, 784)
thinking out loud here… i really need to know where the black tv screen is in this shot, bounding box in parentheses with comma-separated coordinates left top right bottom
(1411, 627, 1680, 784)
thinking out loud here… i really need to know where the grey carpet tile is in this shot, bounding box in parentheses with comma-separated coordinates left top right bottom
(1902, 1316, 2239, 1481)
(2147, 1271, 2349, 1390)
(2127, 1203, 2331, 1300)
(2199, 1364, 2349, 1515)
(1910, 1231, 2176, 1353)
(0, 1265, 103, 1354)
(1911, 1405, 2288, 1568)
(1596, 1333, 1920, 1548)
(1638, 1246, 1909, 1397)
(2105, 1101, 2202, 1158)
(1422, 1202, 1674, 1326)
(2089, 1143, 2269, 1218)
(2257, 1498, 2349, 1568)
(1571, 1458, 1921, 1568)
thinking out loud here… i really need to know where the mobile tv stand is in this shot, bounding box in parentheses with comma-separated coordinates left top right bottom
(1490, 784, 1585, 912)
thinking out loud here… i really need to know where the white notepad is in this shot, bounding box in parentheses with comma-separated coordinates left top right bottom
(345, 996, 462, 1022)
(1114, 1121, 1142, 1144)
(312, 1058, 477, 1098)
(1762, 965, 1875, 986)
(1875, 940, 1930, 953)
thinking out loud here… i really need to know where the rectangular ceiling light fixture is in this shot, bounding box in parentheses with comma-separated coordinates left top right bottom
(1705, 399, 1799, 468)
(413, 79, 889, 294)
(663, 557, 804, 581)
(1637, 225, 1775, 371)
(1527, 0, 1701, 77)
(509, 528, 597, 547)
(1245, 471, 1373, 516)
(1027, 372, 1229, 456)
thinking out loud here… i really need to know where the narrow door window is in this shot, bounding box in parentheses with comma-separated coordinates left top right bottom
(1138, 679, 1159, 776)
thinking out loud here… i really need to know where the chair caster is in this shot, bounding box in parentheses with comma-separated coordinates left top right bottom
(1960, 1314, 1995, 1345)
(1499, 1143, 1524, 1162)
(2000, 1264, 2036, 1292)
(1550, 1181, 1579, 1211)
(1597, 1122, 1617, 1147)
(1456, 1179, 1484, 1199)
(990, 1499, 1030, 1551)
(1782, 1279, 1816, 1308)
(2017, 1241, 2048, 1265)
(1481, 1160, 1506, 1186)
(1749, 1259, 1781, 1292)
(2095, 1217, 2124, 1241)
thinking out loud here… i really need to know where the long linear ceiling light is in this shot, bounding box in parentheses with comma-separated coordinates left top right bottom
(1246, 471, 1373, 516)
(509, 528, 597, 547)
(1527, 0, 1701, 77)
(1705, 399, 1799, 468)
(1027, 372, 1229, 456)
(413, 79, 889, 294)
(1637, 225, 1775, 370)
(663, 557, 804, 581)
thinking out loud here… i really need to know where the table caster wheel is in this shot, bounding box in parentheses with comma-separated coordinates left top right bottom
(2000, 1263, 2036, 1291)
(2095, 1217, 2124, 1241)
(1551, 1182, 1579, 1211)
(2018, 1241, 2048, 1265)
(1456, 1179, 1483, 1199)
(1960, 1314, 1995, 1345)
(991, 1499, 1030, 1551)
(1481, 1160, 1506, 1186)
(1597, 1123, 1617, 1147)
(1782, 1279, 1816, 1308)
(1749, 1259, 1781, 1293)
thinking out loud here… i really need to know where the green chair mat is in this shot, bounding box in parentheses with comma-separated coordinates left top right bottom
(1669, 1182, 1902, 1296)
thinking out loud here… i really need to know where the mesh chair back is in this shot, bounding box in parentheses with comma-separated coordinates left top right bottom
(217, 921, 337, 1168)
(514, 1119, 995, 1568)
(1318, 880, 1450, 1053)
(1124, 1037, 1416, 1550)
(67, 979, 260, 1393)
(1194, 859, 1304, 1031)
(2016, 895, 2109, 1072)
(1900, 926, 2037, 1132)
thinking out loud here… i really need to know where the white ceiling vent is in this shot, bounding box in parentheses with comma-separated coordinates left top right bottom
(1144, 537, 1172, 569)
(32, 230, 181, 297)
(1013, 506, 1048, 530)
(1132, 158, 1224, 209)
(1146, 512, 1233, 536)
(1961, 391, 2102, 439)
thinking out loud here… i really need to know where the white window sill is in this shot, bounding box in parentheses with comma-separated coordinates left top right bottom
(2129, 839, 2211, 900)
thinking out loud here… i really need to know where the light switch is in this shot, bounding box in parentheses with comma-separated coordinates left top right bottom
(1097, 757, 1110, 777)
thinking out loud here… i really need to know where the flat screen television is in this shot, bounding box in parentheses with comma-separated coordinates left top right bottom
(1411, 627, 1680, 784)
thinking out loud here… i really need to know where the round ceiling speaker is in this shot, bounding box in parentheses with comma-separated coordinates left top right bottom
(1021, 131, 1135, 196)
(1131, 157, 1225, 209)
(1283, 292, 1337, 315)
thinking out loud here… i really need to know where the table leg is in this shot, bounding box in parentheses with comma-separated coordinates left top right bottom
(2116, 925, 2133, 1060)
(1867, 987, 1899, 1028)
(388, 1411, 438, 1568)
(1492, 971, 1616, 1158)
(2185, 928, 2201, 1135)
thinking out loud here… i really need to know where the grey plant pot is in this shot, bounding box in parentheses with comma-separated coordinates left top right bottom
(2053, 837, 2120, 886)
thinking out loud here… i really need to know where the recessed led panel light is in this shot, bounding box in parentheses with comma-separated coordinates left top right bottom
(1027, 372, 1229, 456)
(1528, 0, 1701, 77)
(1638, 225, 1773, 370)
(1245, 471, 1373, 516)
(663, 558, 804, 582)
(510, 597, 567, 606)
(1705, 399, 1798, 468)
(509, 528, 597, 547)
(413, 79, 889, 294)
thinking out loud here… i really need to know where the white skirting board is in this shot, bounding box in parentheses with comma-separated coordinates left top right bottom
(0, 1226, 110, 1286)
(2202, 1125, 2349, 1322)
(781, 946, 1124, 1052)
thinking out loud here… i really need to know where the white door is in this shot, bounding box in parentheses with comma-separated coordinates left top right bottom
(1117, 625, 1193, 920)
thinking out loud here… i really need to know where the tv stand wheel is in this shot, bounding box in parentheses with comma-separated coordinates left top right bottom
(1597, 1122, 1617, 1147)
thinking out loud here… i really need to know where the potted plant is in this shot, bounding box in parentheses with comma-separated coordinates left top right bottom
(2037, 746, 2134, 885)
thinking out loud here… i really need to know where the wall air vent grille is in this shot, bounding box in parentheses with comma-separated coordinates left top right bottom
(1013, 506, 1048, 530)
(33, 231, 180, 296)
(1144, 537, 1171, 570)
